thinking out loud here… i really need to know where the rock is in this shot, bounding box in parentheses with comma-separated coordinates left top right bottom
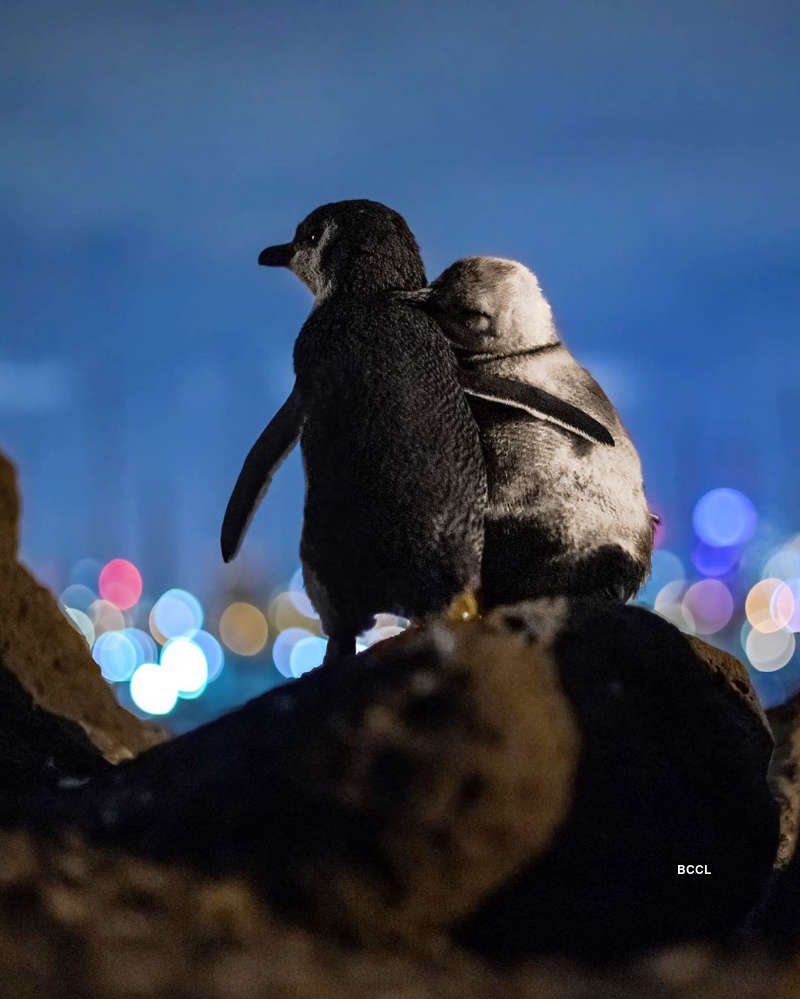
(0, 646, 107, 815)
(75, 599, 778, 961)
(87, 621, 581, 951)
(766, 692, 800, 870)
(740, 691, 800, 948)
(0, 447, 781, 966)
(456, 600, 779, 960)
(688, 634, 772, 756)
(0, 826, 788, 999)
(0, 451, 163, 764)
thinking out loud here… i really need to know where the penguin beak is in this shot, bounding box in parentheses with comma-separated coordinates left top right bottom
(258, 243, 294, 267)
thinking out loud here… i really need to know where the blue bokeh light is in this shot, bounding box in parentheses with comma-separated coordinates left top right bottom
(289, 636, 327, 678)
(93, 630, 139, 682)
(288, 568, 319, 620)
(691, 540, 741, 578)
(693, 488, 757, 548)
(130, 663, 178, 716)
(122, 627, 158, 668)
(191, 629, 225, 683)
(60, 583, 97, 614)
(272, 627, 313, 678)
(637, 549, 685, 604)
(160, 637, 208, 698)
(69, 558, 101, 590)
(151, 588, 204, 640)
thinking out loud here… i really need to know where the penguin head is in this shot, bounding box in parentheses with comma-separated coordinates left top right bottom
(400, 257, 559, 355)
(258, 200, 426, 300)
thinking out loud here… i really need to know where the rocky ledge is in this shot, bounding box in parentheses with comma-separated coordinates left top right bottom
(0, 448, 797, 997)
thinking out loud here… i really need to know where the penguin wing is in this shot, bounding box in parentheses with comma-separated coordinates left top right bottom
(458, 370, 615, 447)
(220, 383, 305, 562)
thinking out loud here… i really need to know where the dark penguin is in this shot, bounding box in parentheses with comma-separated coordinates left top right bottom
(402, 256, 654, 607)
(221, 201, 487, 659)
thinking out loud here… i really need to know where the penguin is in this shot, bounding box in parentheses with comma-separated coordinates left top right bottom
(398, 256, 655, 607)
(221, 201, 488, 661)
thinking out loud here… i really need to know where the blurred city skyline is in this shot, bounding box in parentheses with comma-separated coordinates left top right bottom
(2, 1, 800, 721)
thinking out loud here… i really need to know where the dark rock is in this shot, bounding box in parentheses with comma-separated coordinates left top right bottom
(457, 600, 778, 961)
(741, 692, 800, 948)
(0, 654, 107, 815)
(61, 598, 776, 961)
(766, 692, 800, 870)
(0, 447, 781, 965)
(85, 623, 580, 951)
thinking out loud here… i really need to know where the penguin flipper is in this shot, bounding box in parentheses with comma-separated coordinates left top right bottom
(220, 384, 305, 562)
(458, 370, 615, 447)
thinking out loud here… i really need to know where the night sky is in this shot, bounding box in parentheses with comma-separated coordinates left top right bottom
(3, 1, 800, 712)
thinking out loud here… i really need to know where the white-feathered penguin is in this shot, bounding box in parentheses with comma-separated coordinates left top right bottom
(399, 256, 655, 607)
(221, 200, 492, 661)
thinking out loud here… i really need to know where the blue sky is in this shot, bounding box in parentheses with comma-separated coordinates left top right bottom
(2, 0, 799, 605)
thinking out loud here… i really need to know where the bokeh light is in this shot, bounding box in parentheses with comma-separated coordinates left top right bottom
(360, 613, 409, 647)
(93, 630, 139, 682)
(130, 663, 179, 715)
(90, 598, 125, 636)
(762, 546, 800, 582)
(288, 568, 319, 619)
(51, 481, 800, 726)
(99, 558, 143, 610)
(219, 602, 268, 656)
(161, 638, 208, 698)
(272, 627, 314, 678)
(150, 588, 203, 642)
(693, 488, 757, 548)
(637, 549, 685, 604)
(745, 629, 796, 672)
(289, 635, 328, 677)
(682, 580, 734, 636)
(653, 580, 694, 633)
(269, 590, 319, 633)
(69, 557, 101, 590)
(59, 584, 97, 614)
(783, 579, 800, 633)
(745, 579, 795, 634)
(691, 541, 741, 578)
(64, 607, 94, 646)
(121, 627, 159, 668)
(191, 629, 225, 682)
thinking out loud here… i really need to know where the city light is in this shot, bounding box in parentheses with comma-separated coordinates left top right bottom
(161, 638, 208, 699)
(682, 580, 734, 636)
(64, 607, 94, 646)
(93, 630, 139, 682)
(191, 630, 225, 682)
(272, 627, 314, 678)
(99, 558, 143, 610)
(693, 488, 757, 548)
(219, 601, 269, 656)
(56, 481, 800, 722)
(150, 588, 203, 642)
(289, 635, 328, 677)
(130, 662, 179, 715)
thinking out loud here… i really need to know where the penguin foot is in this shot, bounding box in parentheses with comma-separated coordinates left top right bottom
(445, 589, 480, 623)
